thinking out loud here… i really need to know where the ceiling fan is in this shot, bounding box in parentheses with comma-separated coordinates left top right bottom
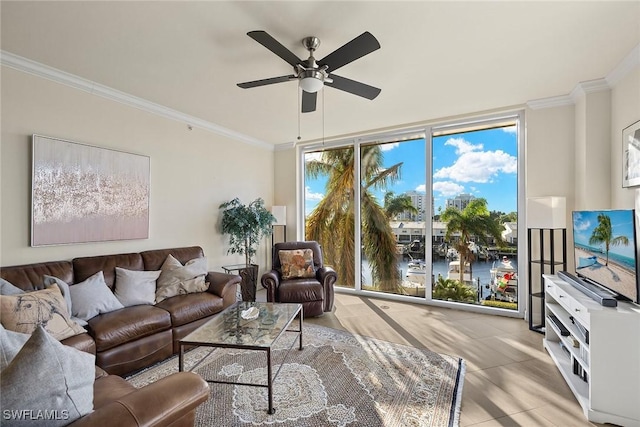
(237, 30, 381, 113)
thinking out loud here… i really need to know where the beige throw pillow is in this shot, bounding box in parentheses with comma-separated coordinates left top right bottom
(156, 254, 209, 303)
(0, 285, 86, 341)
(279, 249, 316, 279)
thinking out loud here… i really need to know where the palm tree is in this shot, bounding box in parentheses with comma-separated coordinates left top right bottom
(383, 191, 418, 220)
(432, 276, 476, 302)
(589, 213, 629, 266)
(440, 198, 505, 284)
(305, 146, 403, 292)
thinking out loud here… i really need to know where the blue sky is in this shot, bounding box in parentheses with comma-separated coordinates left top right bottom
(305, 125, 518, 215)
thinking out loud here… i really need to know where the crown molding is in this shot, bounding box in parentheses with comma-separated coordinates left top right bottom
(526, 94, 574, 110)
(606, 42, 640, 87)
(569, 78, 610, 102)
(0, 50, 273, 150)
(527, 43, 639, 110)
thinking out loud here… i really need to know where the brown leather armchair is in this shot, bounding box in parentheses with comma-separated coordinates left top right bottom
(261, 241, 337, 317)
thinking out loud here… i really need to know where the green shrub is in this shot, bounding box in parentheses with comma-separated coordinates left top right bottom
(481, 299, 518, 310)
(432, 277, 476, 303)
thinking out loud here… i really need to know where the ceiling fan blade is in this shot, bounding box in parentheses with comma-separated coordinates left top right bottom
(247, 31, 302, 68)
(237, 75, 296, 89)
(325, 74, 381, 100)
(301, 91, 317, 113)
(318, 32, 380, 72)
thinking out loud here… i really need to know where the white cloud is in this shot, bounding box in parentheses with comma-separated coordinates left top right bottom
(444, 137, 483, 154)
(433, 181, 464, 196)
(305, 186, 324, 201)
(380, 142, 399, 152)
(434, 149, 516, 183)
(415, 184, 426, 192)
(304, 152, 323, 163)
(502, 125, 517, 134)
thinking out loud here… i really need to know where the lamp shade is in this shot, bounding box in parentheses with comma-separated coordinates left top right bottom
(271, 206, 287, 226)
(526, 197, 566, 229)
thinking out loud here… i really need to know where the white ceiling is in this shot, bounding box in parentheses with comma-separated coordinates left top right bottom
(2, 1, 639, 146)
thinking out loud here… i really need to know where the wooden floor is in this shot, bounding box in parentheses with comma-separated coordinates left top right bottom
(265, 290, 604, 427)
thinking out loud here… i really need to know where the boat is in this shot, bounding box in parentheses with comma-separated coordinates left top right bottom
(447, 260, 472, 283)
(489, 257, 518, 302)
(401, 259, 427, 296)
(405, 259, 427, 285)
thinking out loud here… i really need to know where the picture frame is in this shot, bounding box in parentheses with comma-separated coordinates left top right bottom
(623, 119, 640, 188)
(31, 135, 150, 246)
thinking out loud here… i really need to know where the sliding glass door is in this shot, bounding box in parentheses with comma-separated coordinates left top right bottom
(301, 112, 523, 314)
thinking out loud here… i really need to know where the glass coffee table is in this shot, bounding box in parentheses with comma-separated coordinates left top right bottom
(178, 302, 303, 414)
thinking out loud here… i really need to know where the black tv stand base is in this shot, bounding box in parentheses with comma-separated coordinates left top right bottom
(557, 271, 617, 307)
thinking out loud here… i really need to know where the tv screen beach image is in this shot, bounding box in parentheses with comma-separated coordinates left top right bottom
(572, 210, 638, 302)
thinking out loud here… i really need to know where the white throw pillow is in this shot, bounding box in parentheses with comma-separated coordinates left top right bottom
(0, 278, 24, 296)
(0, 324, 30, 371)
(156, 255, 209, 303)
(69, 271, 124, 321)
(0, 326, 94, 426)
(114, 267, 161, 307)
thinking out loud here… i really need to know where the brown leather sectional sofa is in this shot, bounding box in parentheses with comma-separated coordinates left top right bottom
(0, 246, 241, 376)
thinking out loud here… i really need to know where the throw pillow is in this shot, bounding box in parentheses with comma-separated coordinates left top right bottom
(114, 267, 161, 307)
(156, 255, 209, 303)
(0, 285, 86, 341)
(0, 326, 94, 426)
(69, 271, 124, 322)
(43, 275, 73, 316)
(0, 324, 30, 371)
(0, 278, 24, 295)
(279, 249, 316, 280)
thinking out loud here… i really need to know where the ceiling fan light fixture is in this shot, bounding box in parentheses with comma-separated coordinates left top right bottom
(299, 70, 324, 93)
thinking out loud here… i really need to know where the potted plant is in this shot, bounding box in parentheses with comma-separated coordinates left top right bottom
(219, 197, 276, 301)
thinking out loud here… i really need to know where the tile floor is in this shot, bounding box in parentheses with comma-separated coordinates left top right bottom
(257, 289, 605, 427)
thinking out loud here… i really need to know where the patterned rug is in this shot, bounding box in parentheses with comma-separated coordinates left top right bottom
(127, 324, 465, 427)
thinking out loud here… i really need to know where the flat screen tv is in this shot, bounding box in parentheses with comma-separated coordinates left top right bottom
(571, 209, 640, 304)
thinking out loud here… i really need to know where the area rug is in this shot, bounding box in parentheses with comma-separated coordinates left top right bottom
(127, 324, 465, 427)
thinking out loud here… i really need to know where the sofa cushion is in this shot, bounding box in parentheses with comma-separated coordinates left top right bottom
(0, 261, 74, 292)
(70, 271, 124, 322)
(88, 305, 171, 351)
(155, 255, 208, 303)
(155, 292, 224, 327)
(114, 267, 161, 307)
(0, 326, 95, 427)
(0, 285, 87, 341)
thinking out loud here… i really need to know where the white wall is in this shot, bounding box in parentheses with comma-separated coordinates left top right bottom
(1, 67, 276, 273)
(611, 67, 640, 208)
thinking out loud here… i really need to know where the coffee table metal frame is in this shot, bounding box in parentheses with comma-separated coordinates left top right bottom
(178, 302, 303, 415)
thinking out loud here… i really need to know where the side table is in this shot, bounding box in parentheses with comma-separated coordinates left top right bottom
(222, 263, 258, 302)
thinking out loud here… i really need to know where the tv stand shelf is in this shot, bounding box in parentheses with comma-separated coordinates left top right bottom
(543, 274, 640, 426)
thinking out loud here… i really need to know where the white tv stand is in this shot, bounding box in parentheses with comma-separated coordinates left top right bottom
(543, 275, 640, 426)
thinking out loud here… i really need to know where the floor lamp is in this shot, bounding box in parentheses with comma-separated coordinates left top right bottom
(271, 206, 287, 247)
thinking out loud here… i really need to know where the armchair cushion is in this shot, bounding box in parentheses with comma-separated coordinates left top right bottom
(279, 249, 316, 279)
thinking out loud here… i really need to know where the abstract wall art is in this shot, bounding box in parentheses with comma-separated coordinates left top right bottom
(31, 135, 150, 246)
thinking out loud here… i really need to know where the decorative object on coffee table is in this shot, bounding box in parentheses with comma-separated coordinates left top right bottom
(219, 198, 276, 301)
